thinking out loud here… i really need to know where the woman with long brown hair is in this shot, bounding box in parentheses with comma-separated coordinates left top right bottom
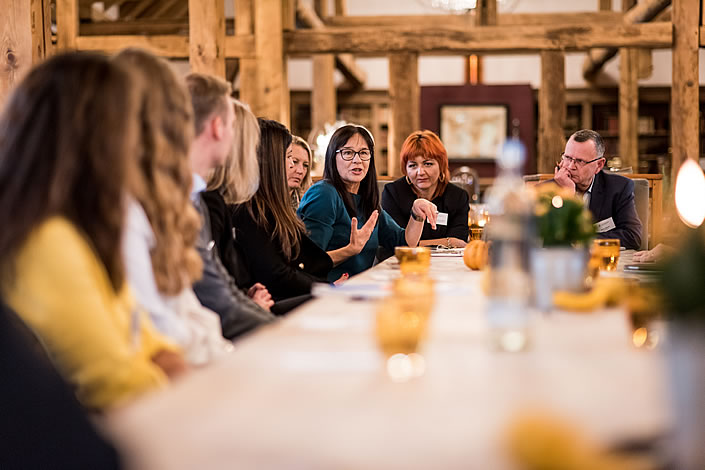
(115, 48, 230, 366)
(223, 118, 332, 302)
(0, 52, 185, 410)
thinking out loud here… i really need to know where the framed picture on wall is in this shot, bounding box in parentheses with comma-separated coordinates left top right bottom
(440, 104, 508, 160)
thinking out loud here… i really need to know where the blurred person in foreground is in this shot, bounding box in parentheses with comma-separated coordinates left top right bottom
(115, 48, 231, 366)
(0, 52, 185, 410)
(0, 302, 122, 468)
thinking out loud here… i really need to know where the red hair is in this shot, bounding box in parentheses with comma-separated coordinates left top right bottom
(399, 130, 450, 200)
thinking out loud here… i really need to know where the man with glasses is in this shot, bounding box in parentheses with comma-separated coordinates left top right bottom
(552, 129, 642, 250)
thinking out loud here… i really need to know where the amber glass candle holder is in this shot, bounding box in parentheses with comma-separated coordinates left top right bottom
(378, 278, 434, 350)
(395, 246, 431, 276)
(592, 238, 620, 272)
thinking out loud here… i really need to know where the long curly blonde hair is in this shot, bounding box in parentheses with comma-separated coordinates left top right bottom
(114, 48, 202, 295)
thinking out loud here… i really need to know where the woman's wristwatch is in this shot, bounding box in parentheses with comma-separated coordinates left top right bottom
(410, 208, 424, 222)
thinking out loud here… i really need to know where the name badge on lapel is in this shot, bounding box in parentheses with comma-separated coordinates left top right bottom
(595, 217, 616, 233)
(435, 212, 449, 226)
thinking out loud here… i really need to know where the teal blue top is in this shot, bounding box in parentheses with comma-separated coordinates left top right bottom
(298, 181, 406, 281)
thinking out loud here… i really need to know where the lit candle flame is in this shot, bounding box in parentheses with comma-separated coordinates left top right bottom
(675, 159, 705, 228)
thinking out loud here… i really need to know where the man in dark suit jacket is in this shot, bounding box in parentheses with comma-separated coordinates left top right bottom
(553, 129, 642, 250)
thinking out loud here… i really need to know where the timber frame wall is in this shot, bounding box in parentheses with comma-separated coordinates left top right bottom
(0, 0, 701, 193)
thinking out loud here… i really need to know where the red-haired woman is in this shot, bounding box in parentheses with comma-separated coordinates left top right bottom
(382, 130, 469, 248)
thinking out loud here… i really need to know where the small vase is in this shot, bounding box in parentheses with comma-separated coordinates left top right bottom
(529, 246, 589, 312)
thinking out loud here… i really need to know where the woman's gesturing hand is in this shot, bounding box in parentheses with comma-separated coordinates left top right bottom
(411, 199, 438, 230)
(347, 210, 379, 256)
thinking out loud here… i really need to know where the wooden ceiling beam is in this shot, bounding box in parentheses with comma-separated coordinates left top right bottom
(296, 0, 366, 89)
(284, 22, 672, 56)
(75, 34, 255, 58)
(80, 19, 190, 35)
(582, 0, 671, 79)
(323, 11, 623, 28)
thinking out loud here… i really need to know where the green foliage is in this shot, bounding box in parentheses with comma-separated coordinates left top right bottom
(660, 227, 705, 323)
(533, 185, 595, 247)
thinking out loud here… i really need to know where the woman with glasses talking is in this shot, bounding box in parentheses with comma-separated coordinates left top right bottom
(297, 125, 438, 281)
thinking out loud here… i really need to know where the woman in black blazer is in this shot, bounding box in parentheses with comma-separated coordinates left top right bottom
(382, 130, 469, 248)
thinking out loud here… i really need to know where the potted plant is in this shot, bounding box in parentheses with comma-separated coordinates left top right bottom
(529, 183, 596, 311)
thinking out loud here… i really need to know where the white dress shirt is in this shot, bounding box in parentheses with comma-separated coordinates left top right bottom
(122, 199, 231, 365)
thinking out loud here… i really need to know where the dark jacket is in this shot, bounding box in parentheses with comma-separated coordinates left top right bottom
(227, 202, 333, 302)
(191, 194, 275, 340)
(0, 302, 121, 469)
(382, 178, 470, 242)
(545, 171, 642, 250)
(588, 170, 642, 250)
(201, 190, 252, 288)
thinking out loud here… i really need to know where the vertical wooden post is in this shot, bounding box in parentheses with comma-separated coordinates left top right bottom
(0, 0, 33, 106)
(334, 0, 346, 16)
(235, 0, 257, 107)
(477, 0, 497, 26)
(312, 57, 336, 132)
(236, 0, 288, 125)
(538, 51, 565, 174)
(312, 0, 336, 135)
(388, 52, 419, 178)
(30, 0, 51, 62)
(282, 0, 295, 31)
(636, 48, 653, 80)
(671, 0, 700, 184)
(253, 0, 288, 124)
(581, 99, 593, 130)
(56, 0, 78, 51)
(189, 0, 225, 78)
(599, 0, 612, 10)
(619, 47, 639, 170)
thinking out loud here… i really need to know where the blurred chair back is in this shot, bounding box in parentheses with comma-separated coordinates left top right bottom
(377, 178, 392, 196)
(632, 178, 649, 250)
(451, 166, 480, 203)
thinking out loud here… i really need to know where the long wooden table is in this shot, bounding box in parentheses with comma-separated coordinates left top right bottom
(106, 254, 670, 469)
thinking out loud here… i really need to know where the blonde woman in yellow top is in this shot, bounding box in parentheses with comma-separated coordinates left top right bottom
(0, 53, 186, 410)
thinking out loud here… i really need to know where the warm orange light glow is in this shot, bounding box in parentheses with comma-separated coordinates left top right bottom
(675, 159, 705, 228)
(632, 327, 648, 348)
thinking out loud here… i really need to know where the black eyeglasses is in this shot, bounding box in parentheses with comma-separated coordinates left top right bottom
(336, 148, 371, 161)
(559, 153, 604, 168)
